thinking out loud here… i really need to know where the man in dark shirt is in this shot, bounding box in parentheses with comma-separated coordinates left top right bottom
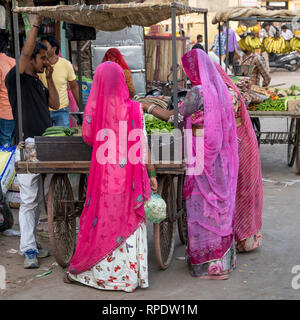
(5, 15, 59, 269)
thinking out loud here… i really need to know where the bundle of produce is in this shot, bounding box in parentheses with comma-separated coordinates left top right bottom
(249, 97, 286, 111)
(42, 126, 75, 137)
(290, 37, 300, 51)
(283, 40, 292, 53)
(249, 24, 261, 34)
(144, 113, 174, 135)
(235, 25, 247, 36)
(263, 36, 286, 54)
(245, 35, 261, 50)
(238, 35, 261, 52)
(251, 85, 268, 96)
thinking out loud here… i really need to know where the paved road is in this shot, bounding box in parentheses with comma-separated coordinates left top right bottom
(1, 71, 300, 300)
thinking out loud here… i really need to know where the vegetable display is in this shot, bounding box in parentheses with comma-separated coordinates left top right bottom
(248, 98, 286, 111)
(144, 113, 174, 135)
(42, 126, 75, 137)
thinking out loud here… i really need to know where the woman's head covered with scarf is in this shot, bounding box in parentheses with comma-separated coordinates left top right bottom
(102, 48, 130, 70)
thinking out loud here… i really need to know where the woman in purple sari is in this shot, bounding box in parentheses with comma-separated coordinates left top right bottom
(142, 49, 239, 279)
(180, 49, 239, 279)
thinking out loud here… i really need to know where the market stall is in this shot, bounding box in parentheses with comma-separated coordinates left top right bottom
(213, 8, 300, 174)
(13, 2, 208, 269)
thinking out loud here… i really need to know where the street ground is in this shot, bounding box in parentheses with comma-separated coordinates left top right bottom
(0, 71, 300, 300)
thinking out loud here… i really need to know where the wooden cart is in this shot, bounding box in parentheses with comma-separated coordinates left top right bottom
(12, 2, 210, 270)
(248, 111, 300, 174)
(15, 161, 187, 270)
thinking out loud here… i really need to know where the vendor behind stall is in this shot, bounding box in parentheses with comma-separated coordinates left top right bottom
(39, 35, 80, 128)
(240, 49, 271, 88)
(5, 15, 59, 269)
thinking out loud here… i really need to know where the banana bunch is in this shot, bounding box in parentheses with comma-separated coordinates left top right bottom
(249, 24, 261, 34)
(263, 36, 286, 54)
(283, 40, 292, 53)
(290, 37, 300, 51)
(245, 35, 261, 49)
(238, 38, 251, 52)
(236, 25, 247, 35)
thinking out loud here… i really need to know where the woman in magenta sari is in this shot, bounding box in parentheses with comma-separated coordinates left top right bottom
(180, 49, 239, 279)
(64, 62, 157, 292)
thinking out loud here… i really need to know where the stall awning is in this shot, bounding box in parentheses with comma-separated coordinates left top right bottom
(13, 1, 207, 31)
(212, 7, 300, 24)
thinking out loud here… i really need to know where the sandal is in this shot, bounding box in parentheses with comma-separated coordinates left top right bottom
(63, 273, 76, 284)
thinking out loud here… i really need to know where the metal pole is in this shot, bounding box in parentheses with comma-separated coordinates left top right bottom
(171, 7, 178, 129)
(77, 40, 83, 112)
(218, 22, 222, 66)
(225, 21, 229, 73)
(13, 12, 24, 160)
(204, 12, 208, 53)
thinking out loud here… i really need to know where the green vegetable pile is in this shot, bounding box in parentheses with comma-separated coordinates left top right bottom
(144, 113, 174, 135)
(255, 98, 286, 111)
(42, 126, 75, 137)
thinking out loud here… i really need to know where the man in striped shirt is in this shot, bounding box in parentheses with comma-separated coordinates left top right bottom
(240, 51, 271, 87)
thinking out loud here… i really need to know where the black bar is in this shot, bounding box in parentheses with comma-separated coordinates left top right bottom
(204, 12, 208, 53)
(171, 7, 178, 129)
(13, 12, 24, 160)
(228, 17, 295, 22)
(77, 41, 83, 112)
(225, 21, 229, 73)
(218, 22, 222, 66)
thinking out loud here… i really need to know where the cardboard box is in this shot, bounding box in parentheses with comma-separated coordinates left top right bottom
(288, 99, 300, 112)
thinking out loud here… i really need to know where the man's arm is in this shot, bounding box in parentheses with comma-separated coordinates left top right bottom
(255, 57, 271, 87)
(46, 66, 60, 109)
(19, 15, 43, 74)
(68, 80, 80, 107)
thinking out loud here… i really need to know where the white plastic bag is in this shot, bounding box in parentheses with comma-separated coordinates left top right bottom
(144, 191, 167, 224)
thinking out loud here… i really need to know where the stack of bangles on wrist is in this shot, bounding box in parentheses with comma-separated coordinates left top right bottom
(147, 169, 157, 177)
(147, 104, 157, 114)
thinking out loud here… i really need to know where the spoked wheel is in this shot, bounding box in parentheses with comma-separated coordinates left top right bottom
(288, 118, 297, 167)
(296, 119, 300, 175)
(178, 200, 188, 246)
(47, 174, 76, 268)
(177, 174, 188, 245)
(154, 175, 176, 270)
(78, 173, 88, 211)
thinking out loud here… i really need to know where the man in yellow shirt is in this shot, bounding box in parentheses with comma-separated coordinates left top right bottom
(39, 35, 79, 127)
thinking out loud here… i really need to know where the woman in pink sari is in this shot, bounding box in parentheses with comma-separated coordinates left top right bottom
(214, 63, 263, 252)
(64, 62, 157, 292)
(180, 49, 239, 279)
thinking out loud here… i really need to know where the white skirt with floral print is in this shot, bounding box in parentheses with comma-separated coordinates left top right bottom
(68, 222, 148, 293)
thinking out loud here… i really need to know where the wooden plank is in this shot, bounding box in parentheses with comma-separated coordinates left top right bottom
(248, 111, 300, 118)
(15, 161, 186, 175)
(15, 161, 91, 174)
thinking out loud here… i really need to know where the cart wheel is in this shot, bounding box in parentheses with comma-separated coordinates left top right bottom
(154, 175, 176, 270)
(176, 174, 188, 245)
(296, 119, 300, 175)
(78, 174, 88, 201)
(178, 200, 188, 245)
(288, 118, 297, 167)
(47, 174, 76, 268)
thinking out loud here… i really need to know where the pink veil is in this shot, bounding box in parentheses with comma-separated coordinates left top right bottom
(214, 62, 263, 241)
(182, 49, 239, 238)
(69, 62, 151, 275)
